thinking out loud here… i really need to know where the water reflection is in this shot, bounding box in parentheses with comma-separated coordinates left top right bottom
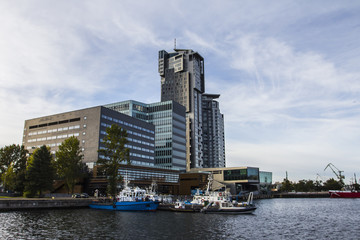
(1, 198, 360, 239)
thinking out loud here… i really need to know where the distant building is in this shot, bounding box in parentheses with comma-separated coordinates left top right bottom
(188, 167, 260, 195)
(159, 49, 205, 170)
(259, 171, 272, 184)
(202, 94, 225, 168)
(259, 171, 273, 194)
(104, 100, 187, 171)
(22, 106, 155, 169)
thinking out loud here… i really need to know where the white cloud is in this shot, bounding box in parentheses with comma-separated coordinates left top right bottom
(206, 34, 360, 182)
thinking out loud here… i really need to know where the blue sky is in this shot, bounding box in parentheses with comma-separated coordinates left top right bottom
(1, 0, 359, 183)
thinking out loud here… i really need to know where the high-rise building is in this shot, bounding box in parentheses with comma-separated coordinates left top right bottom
(105, 100, 187, 171)
(202, 94, 225, 168)
(159, 49, 205, 170)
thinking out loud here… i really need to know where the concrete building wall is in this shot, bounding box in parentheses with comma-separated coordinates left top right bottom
(23, 106, 102, 165)
(202, 94, 226, 168)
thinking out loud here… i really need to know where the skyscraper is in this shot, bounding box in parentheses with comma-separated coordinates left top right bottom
(159, 49, 205, 170)
(159, 48, 226, 170)
(202, 94, 226, 168)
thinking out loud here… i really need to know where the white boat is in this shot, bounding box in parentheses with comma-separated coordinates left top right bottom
(201, 192, 256, 214)
(169, 199, 198, 212)
(190, 174, 231, 206)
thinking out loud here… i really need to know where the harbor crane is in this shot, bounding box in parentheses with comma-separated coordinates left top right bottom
(316, 173, 324, 183)
(324, 163, 345, 185)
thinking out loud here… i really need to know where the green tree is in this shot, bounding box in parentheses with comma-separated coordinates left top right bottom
(24, 145, 55, 197)
(3, 166, 16, 191)
(97, 124, 130, 198)
(55, 136, 84, 194)
(294, 179, 316, 192)
(323, 178, 343, 191)
(314, 179, 323, 192)
(280, 178, 294, 192)
(0, 144, 28, 193)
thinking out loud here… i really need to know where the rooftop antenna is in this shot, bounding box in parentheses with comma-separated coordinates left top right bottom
(174, 38, 176, 50)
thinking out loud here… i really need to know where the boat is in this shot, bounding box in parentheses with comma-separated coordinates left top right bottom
(89, 177, 159, 211)
(329, 190, 360, 198)
(169, 199, 199, 212)
(200, 192, 256, 214)
(329, 173, 360, 198)
(190, 174, 231, 206)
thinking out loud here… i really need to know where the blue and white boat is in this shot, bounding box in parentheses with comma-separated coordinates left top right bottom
(89, 178, 159, 211)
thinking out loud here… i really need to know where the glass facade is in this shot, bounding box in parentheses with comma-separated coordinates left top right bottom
(99, 112, 155, 167)
(259, 171, 273, 184)
(118, 165, 179, 183)
(104, 100, 186, 171)
(223, 168, 259, 181)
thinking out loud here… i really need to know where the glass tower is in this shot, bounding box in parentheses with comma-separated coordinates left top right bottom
(105, 100, 186, 170)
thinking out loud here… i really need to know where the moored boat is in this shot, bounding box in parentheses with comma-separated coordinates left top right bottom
(329, 190, 360, 198)
(169, 200, 199, 212)
(201, 192, 256, 214)
(89, 177, 159, 211)
(89, 200, 159, 211)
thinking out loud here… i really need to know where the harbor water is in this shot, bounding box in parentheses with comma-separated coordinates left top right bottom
(1, 198, 359, 239)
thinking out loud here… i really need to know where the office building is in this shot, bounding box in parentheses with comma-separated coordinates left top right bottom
(23, 106, 156, 169)
(202, 94, 225, 168)
(159, 49, 205, 170)
(105, 100, 187, 171)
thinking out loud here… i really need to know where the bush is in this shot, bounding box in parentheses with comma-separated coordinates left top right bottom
(23, 190, 36, 198)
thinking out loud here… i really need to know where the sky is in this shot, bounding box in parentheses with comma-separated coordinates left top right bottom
(1, 0, 360, 183)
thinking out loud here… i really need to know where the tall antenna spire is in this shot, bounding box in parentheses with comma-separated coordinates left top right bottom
(174, 38, 176, 50)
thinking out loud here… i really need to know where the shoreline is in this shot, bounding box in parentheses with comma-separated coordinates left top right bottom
(0, 192, 331, 211)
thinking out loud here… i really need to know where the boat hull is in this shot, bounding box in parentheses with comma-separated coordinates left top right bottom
(201, 206, 256, 214)
(89, 201, 159, 211)
(329, 191, 360, 198)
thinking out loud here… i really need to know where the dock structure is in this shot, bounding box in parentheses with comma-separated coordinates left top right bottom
(0, 198, 92, 211)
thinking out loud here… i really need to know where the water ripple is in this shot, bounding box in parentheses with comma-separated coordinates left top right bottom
(1, 198, 359, 239)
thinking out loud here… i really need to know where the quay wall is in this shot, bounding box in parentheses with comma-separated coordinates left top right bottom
(0, 198, 92, 211)
(273, 192, 329, 198)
